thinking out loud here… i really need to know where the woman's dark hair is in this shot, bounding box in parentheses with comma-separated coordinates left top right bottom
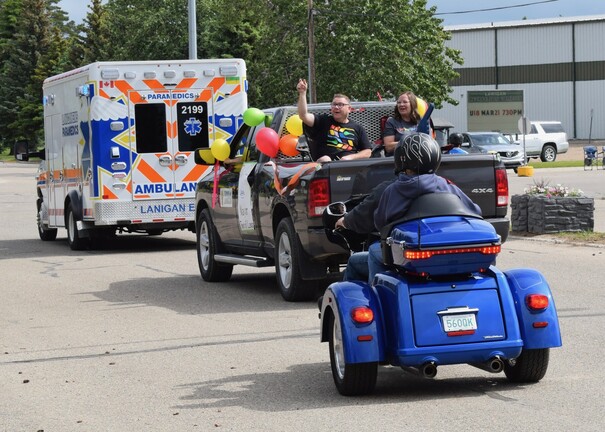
(393, 91, 421, 124)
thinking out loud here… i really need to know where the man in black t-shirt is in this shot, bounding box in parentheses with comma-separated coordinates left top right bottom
(296, 79, 371, 162)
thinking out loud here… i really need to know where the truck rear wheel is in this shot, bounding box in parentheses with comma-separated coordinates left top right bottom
(37, 198, 57, 241)
(504, 348, 549, 383)
(540, 144, 557, 162)
(197, 208, 233, 282)
(275, 218, 315, 302)
(66, 203, 88, 250)
(328, 312, 378, 396)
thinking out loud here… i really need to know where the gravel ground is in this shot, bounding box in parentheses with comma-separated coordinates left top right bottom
(553, 140, 603, 162)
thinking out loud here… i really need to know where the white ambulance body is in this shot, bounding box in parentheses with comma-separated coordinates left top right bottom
(37, 59, 247, 249)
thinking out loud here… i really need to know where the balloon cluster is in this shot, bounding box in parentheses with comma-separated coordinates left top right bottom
(208, 108, 304, 160)
(242, 107, 303, 158)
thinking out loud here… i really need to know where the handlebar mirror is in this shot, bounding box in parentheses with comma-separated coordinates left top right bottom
(326, 202, 346, 217)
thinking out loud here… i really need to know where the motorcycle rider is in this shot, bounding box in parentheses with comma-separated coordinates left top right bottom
(341, 132, 480, 282)
(447, 132, 468, 154)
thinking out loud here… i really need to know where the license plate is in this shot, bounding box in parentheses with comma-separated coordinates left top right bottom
(442, 313, 477, 332)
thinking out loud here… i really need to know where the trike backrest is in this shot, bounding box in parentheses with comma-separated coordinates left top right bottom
(379, 193, 482, 240)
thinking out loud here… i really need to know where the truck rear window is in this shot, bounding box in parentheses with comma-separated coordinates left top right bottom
(540, 123, 565, 133)
(134, 103, 167, 153)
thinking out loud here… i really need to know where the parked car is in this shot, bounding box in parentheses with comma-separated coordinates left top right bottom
(461, 132, 525, 169)
(509, 121, 569, 162)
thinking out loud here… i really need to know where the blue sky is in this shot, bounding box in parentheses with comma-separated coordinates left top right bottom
(59, 0, 605, 26)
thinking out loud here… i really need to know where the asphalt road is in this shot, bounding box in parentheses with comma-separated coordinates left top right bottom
(1, 162, 604, 431)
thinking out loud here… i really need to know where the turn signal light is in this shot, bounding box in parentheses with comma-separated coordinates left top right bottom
(526, 294, 549, 310)
(404, 245, 501, 260)
(351, 307, 374, 324)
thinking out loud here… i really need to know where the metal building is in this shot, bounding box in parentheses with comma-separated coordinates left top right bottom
(434, 15, 605, 139)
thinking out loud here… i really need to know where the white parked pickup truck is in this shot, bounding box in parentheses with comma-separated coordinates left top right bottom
(511, 121, 569, 162)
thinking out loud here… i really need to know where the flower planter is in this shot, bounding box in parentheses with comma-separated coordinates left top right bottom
(511, 194, 595, 234)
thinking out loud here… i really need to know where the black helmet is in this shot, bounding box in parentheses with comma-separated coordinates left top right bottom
(394, 132, 441, 174)
(449, 132, 464, 146)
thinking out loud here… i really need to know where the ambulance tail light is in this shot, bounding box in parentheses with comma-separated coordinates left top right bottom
(308, 178, 330, 218)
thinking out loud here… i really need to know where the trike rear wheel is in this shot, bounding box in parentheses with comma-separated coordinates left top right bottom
(328, 312, 377, 396)
(504, 348, 549, 383)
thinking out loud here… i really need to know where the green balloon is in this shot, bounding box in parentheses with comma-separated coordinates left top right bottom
(243, 108, 265, 127)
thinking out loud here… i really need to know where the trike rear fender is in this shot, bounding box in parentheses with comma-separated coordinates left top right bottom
(503, 268, 563, 349)
(320, 281, 385, 364)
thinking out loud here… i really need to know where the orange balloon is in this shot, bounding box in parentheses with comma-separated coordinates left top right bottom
(279, 134, 299, 157)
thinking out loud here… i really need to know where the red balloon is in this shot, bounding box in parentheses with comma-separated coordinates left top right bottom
(256, 127, 279, 158)
(279, 134, 300, 157)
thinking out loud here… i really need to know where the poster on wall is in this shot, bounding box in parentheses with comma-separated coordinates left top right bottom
(467, 90, 524, 133)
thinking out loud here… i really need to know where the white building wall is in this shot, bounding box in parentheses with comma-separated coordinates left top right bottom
(447, 30, 495, 68)
(497, 25, 573, 66)
(437, 16, 605, 139)
(575, 21, 605, 61)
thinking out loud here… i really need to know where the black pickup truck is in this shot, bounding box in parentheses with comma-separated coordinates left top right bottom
(193, 102, 510, 301)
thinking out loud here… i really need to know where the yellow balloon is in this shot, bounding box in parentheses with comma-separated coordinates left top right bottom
(416, 97, 428, 118)
(198, 148, 215, 164)
(211, 139, 230, 161)
(285, 115, 304, 137)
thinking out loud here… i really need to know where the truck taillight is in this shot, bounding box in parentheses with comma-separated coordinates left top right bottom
(308, 178, 330, 217)
(495, 168, 509, 207)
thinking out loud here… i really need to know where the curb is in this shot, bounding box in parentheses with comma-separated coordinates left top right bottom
(507, 233, 605, 249)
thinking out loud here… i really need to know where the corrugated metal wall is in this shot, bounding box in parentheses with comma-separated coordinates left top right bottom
(434, 16, 605, 139)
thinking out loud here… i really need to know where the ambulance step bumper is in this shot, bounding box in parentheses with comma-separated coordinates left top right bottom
(214, 254, 272, 267)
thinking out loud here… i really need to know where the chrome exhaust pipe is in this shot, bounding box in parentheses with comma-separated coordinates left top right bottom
(401, 362, 438, 379)
(471, 356, 504, 373)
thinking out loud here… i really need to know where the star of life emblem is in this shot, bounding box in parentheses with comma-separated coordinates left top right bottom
(184, 117, 203, 136)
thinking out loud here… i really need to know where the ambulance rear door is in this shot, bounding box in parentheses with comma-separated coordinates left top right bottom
(129, 87, 212, 202)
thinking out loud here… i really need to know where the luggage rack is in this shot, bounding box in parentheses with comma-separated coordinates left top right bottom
(583, 145, 605, 170)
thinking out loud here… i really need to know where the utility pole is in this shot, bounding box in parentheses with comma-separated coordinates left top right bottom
(308, 0, 317, 103)
(188, 0, 197, 59)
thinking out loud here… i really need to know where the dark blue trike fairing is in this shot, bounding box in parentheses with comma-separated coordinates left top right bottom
(320, 193, 562, 396)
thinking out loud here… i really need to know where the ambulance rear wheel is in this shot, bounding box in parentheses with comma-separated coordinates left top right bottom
(197, 208, 233, 282)
(37, 198, 57, 241)
(66, 203, 88, 251)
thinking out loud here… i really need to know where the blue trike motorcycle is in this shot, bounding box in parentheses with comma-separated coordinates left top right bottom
(319, 193, 562, 396)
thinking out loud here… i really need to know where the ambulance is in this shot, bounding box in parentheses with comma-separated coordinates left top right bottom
(32, 59, 247, 249)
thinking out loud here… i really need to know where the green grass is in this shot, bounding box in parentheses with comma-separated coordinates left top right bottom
(529, 160, 583, 168)
(0, 146, 41, 162)
(554, 231, 605, 244)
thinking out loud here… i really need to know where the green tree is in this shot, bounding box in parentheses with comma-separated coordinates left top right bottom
(198, 0, 307, 107)
(82, 0, 110, 64)
(0, 0, 51, 146)
(311, 0, 462, 106)
(104, 0, 189, 61)
(64, 0, 110, 68)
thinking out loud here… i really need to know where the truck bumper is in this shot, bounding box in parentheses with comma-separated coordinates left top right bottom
(485, 217, 510, 243)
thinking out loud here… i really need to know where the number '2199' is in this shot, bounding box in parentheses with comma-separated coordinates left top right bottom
(181, 105, 204, 114)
